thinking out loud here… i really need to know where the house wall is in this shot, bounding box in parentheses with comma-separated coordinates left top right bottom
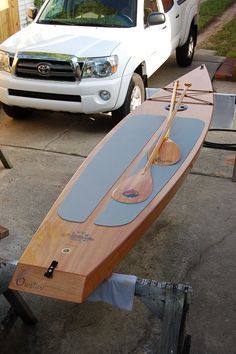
(18, 0, 34, 27)
(0, 0, 20, 43)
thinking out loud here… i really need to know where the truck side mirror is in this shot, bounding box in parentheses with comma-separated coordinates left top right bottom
(27, 7, 38, 20)
(147, 12, 166, 26)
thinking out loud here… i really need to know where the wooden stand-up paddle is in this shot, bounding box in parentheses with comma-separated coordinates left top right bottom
(152, 95, 181, 165)
(148, 80, 180, 165)
(112, 82, 191, 204)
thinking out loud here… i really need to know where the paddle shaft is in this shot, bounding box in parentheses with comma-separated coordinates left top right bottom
(144, 83, 191, 172)
(164, 80, 179, 140)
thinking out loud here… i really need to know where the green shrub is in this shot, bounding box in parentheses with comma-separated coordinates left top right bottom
(34, 0, 44, 9)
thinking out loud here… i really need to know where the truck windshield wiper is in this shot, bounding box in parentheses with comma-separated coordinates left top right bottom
(68, 22, 130, 28)
(37, 19, 76, 25)
(38, 19, 131, 28)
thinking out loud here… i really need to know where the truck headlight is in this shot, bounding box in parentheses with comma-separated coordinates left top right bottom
(82, 55, 118, 79)
(0, 51, 10, 72)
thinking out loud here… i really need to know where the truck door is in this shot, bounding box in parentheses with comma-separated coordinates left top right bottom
(143, 0, 170, 76)
(160, 0, 186, 50)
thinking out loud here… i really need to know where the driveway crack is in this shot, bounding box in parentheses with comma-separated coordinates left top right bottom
(0, 143, 88, 159)
(184, 228, 235, 279)
(43, 129, 71, 150)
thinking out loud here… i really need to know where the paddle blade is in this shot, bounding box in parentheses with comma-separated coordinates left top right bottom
(155, 139, 181, 165)
(112, 168, 153, 204)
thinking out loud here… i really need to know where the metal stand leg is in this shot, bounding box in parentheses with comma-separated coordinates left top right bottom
(232, 155, 236, 182)
(135, 279, 192, 354)
(3, 289, 37, 325)
(0, 259, 37, 336)
(0, 148, 13, 169)
(0, 225, 9, 239)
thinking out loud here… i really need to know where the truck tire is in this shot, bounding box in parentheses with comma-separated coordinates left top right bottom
(112, 73, 145, 123)
(2, 104, 32, 119)
(176, 27, 195, 67)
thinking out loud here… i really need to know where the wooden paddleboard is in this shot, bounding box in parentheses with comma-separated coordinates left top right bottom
(10, 65, 213, 303)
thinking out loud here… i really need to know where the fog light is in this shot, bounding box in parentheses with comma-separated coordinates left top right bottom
(100, 90, 111, 101)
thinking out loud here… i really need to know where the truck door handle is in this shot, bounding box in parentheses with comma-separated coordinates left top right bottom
(162, 25, 167, 29)
(176, 14, 180, 18)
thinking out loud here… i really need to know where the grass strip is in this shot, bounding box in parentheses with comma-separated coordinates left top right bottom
(199, 0, 235, 31)
(202, 16, 236, 58)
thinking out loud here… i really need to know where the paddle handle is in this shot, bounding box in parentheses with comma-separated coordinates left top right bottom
(144, 83, 191, 171)
(164, 80, 179, 140)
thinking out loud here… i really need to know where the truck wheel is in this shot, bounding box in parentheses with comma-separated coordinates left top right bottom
(2, 104, 32, 119)
(112, 73, 145, 123)
(176, 27, 195, 67)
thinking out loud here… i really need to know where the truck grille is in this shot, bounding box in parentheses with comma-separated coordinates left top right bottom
(13, 53, 84, 82)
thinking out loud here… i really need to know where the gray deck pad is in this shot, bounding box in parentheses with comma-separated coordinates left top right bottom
(95, 118, 205, 227)
(58, 114, 165, 223)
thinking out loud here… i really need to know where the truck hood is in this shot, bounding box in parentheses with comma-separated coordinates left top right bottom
(1, 22, 128, 57)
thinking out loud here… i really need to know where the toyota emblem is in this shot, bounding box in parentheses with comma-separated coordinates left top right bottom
(37, 63, 51, 75)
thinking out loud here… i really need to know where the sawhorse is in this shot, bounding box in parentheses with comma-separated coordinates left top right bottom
(203, 129, 236, 182)
(0, 260, 191, 353)
(135, 278, 192, 354)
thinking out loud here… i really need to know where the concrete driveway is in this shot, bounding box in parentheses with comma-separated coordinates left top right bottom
(0, 50, 236, 354)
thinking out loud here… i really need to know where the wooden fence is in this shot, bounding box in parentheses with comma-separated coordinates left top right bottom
(0, 0, 20, 43)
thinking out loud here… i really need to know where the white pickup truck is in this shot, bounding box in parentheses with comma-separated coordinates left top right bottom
(0, 0, 200, 121)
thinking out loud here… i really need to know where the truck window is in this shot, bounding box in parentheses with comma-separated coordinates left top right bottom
(144, 0, 159, 25)
(38, 0, 137, 28)
(162, 0, 174, 12)
(41, 0, 65, 19)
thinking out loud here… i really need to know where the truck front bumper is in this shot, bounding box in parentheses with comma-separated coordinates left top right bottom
(0, 73, 131, 114)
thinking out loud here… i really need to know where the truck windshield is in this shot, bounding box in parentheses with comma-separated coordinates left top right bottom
(38, 0, 137, 28)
